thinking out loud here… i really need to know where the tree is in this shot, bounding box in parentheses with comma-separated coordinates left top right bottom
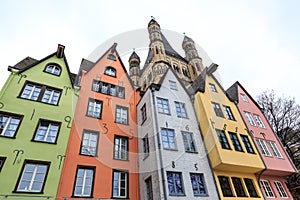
(257, 90, 300, 197)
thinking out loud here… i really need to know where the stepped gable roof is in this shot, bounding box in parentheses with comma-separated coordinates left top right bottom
(11, 57, 38, 70)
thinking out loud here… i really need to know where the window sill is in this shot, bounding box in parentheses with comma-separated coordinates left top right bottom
(0, 135, 16, 139)
(163, 148, 178, 151)
(169, 194, 186, 196)
(13, 190, 44, 194)
(185, 151, 198, 154)
(31, 139, 57, 145)
(17, 96, 60, 106)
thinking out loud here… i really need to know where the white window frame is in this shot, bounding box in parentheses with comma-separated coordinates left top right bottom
(156, 97, 170, 115)
(268, 141, 283, 158)
(81, 131, 99, 156)
(274, 181, 288, 198)
(253, 114, 265, 128)
(17, 162, 49, 193)
(260, 180, 275, 198)
(113, 170, 128, 198)
(161, 128, 177, 150)
(240, 93, 248, 102)
(223, 105, 235, 120)
(116, 106, 128, 124)
(21, 84, 42, 101)
(74, 167, 94, 197)
(209, 83, 217, 92)
(34, 120, 60, 143)
(169, 80, 177, 90)
(244, 112, 256, 126)
(105, 66, 116, 77)
(45, 64, 61, 75)
(87, 98, 102, 118)
(175, 102, 188, 118)
(114, 136, 128, 160)
(41, 89, 61, 105)
(182, 131, 197, 153)
(257, 139, 272, 156)
(0, 113, 21, 138)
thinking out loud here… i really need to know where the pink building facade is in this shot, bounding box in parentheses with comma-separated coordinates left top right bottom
(227, 82, 297, 199)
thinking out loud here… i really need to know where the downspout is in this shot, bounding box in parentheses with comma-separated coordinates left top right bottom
(150, 86, 167, 200)
(190, 94, 221, 200)
(234, 100, 267, 200)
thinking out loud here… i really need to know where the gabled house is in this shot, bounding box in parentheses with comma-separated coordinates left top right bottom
(137, 67, 219, 199)
(57, 43, 140, 199)
(227, 81, 297, 199)
(191, 64, 265, 199)
(0, 45, 76, 199)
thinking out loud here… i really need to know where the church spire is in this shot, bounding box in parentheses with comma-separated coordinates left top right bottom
(147, 17, 166, 61)
(128, 50, 140, 87)
(182, 34, 204, 78)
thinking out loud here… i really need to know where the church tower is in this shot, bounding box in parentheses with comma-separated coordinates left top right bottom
(129, 50, 141, 86)
(182, 35, 204, 79)
(148, 18, 166, 62)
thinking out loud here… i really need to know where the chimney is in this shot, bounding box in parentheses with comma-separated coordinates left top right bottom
(56, 44, 65, 58)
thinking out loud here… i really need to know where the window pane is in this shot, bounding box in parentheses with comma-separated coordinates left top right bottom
(17, 163, 48, 192)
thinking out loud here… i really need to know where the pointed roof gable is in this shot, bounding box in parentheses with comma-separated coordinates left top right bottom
(226, 81, 263, 110)
(75, 43, 134, 89)
(150, 66, 193, 97)
(8, 45, 75, 86)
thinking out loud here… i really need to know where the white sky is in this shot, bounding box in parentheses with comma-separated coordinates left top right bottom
(1, 0, 299, 102)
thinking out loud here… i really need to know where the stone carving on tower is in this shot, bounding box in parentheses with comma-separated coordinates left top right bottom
(128, 18, 204, 91)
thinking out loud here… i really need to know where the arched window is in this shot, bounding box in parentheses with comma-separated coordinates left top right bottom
(44, 63, 61, 76)
(105, 66, 116, 77)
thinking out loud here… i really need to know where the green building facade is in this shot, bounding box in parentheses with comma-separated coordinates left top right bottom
(0, 45, 76, 199)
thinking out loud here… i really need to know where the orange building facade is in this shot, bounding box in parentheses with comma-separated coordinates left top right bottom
(57, 44, 140, 199)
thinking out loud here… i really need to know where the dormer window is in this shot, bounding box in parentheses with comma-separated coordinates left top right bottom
(104, 66, 116, 77)
(44, 63, 61, 76)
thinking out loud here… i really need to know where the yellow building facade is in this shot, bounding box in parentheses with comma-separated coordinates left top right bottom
(191, 64, 265, 199)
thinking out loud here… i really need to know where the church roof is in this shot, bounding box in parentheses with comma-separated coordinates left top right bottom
(142, 33, 187, 70)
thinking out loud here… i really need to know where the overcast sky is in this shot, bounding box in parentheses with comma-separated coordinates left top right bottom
(1, 0, 299, 102)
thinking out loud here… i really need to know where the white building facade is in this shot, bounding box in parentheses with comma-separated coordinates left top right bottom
(137, 69, 219, 200)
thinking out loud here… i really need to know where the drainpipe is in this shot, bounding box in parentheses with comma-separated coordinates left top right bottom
(150, 85, 167, 200)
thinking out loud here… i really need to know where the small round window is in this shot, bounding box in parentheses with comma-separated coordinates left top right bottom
(45, 63, 61, 76)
